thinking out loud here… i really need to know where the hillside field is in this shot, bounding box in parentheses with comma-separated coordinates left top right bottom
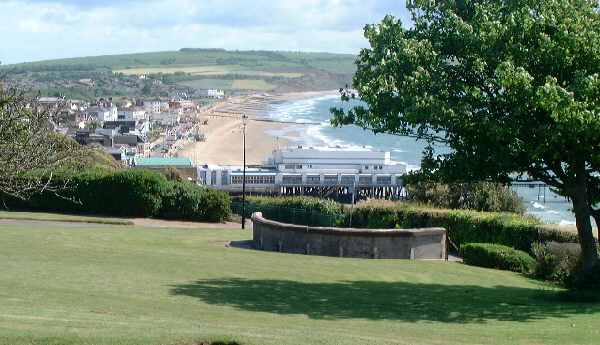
(1, 218, 599, 345)
(2, 49, 357, 96)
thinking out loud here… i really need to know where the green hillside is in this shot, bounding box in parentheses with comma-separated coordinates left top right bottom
(5, 49, 357, 74)
(2, 49, 356, 97)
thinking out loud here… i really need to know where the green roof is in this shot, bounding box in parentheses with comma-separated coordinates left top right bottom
(134, 157, 193, 167)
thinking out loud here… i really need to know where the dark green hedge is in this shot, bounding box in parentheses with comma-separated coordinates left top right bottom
(232, 196, 344, 227)
(460, 243, 536, 273)
(160, 181, 231, 222)
(232, 196, 577, 252)
(1, 169, 230, 222)
(346, 200, 577, 252)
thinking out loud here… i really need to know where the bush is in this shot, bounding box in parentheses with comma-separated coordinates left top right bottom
(531, 242, 600, 291)
(346, 200, 577, 252)
(460, 243, 536, 273)
(531, 242, 581, 283)
(405, 181, 525, 214)
(1, 169, 231, 222)
(160, 181, 231, 222)
(236, 196, 344, 227)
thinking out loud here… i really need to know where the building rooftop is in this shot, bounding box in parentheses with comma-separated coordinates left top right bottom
(134, 157, 193, 167)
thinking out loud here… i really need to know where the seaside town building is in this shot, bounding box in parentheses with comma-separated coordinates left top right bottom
(198, 147, 407, 198)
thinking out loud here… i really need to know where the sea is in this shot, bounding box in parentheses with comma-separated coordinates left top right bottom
(266, 93, 578, 226)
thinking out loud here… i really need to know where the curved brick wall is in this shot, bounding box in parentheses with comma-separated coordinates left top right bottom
(251, 212, 447, 260)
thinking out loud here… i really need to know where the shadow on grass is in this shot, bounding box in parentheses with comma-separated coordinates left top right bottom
(170, 278, 600, 323)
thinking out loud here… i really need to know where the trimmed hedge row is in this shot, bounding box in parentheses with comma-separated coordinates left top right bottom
(236, 196, 344, 227)
(1, 169, 231, 222)
(460, 243, 536, 273)
(345, 200, 577, 252)
(234, 196, 577, 252)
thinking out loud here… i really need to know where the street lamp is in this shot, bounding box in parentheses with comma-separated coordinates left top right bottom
(241, 113, 248, 229)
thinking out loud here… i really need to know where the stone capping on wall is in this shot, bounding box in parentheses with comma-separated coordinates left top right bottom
(251, 212, 445, 236)
(251, 212, 448, 260)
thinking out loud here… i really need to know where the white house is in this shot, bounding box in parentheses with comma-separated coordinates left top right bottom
(118, 108, 147, 121)
(144, 100, 161, 114)
(87, 106, 118, 122)
(151, 112, 180, 126)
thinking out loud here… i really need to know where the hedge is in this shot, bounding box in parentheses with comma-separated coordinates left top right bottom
(460, 243, 536, 273)
(345, 200, 578, 253)
(1, 169, 231, 222)
(233, 196, 577, 252)
(160, 181, 231, 222)
(233, 196, 344, 227)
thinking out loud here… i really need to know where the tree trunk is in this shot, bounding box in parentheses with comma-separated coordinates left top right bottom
(571, 181, 598, 273)
(592, 210, 600, 239)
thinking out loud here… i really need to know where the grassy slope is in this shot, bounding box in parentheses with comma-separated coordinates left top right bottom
(3, 49, 356, 93)
(1, 222, 598, 345)
(4, 50, 357, 75)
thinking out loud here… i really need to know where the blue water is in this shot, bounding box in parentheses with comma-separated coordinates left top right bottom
(266, 94, 580, 226)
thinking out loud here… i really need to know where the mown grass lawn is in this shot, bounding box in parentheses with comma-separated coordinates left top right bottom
(1, 220, 599, 345)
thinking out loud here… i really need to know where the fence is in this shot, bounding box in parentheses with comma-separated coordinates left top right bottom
(230, 201, 344, 228)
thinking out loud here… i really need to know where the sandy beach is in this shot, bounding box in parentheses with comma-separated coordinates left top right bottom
(178, 90, 338, 166)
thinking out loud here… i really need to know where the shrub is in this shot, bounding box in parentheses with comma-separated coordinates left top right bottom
(531, 242, 600, 291)
(237, 196, 344, 227)
(531, 242, 581, 282)
(160, 181, 231, 222)
(405, 180, 525, 214)
(94, 169, 168, 217)
(1, 169, 231, 222)
(346, 200, 577, 252)
(460, 243, 536, 273)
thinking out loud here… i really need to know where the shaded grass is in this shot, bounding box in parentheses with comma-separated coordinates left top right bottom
(0, 211, 133, 225)
(1, 221, 599, 345)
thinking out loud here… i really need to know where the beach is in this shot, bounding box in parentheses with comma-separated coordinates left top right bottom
(178, 91, 337, 165)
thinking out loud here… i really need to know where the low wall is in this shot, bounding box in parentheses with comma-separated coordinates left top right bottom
(251, 212, 447, 260)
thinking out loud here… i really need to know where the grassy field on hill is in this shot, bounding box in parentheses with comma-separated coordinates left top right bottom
(1, 219, 598, 345)
(2, 49, 356, 96)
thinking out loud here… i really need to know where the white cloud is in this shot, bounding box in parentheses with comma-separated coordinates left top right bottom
(0, 0, 409, 64)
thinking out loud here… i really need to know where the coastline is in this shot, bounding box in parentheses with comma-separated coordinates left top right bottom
(178, 90, 338, 166)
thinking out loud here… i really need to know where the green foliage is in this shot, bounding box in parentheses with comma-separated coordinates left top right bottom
(332, 0, 600, 269)
(461, 243, 536, 274)
(531, 242, 581, 283)
(235, 196, 576, 251)
(346, 200, 577, 252)
(160, 181, 231, 223)
(405, 180, 525, 213)
(0, 170, 230, 222)
(531, 242, 600, 292)
(236, 196, 344, 227)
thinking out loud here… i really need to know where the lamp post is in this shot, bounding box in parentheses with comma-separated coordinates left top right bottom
(241, 113, 247, 229)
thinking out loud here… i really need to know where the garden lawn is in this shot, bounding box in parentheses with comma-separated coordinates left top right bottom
(1, 220, 599, 345)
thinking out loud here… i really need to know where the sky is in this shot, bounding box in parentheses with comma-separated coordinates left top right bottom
(0, 0, 410, 65)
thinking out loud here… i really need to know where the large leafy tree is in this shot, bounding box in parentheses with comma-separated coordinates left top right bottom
(332, 0, 600, 270)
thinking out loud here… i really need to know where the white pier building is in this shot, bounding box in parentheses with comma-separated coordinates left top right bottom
(198, 147, 407, 199)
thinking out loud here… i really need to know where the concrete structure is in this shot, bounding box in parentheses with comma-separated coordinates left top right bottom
(251, 212, 447, 260)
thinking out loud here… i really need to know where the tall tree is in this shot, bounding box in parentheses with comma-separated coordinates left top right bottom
(332, 0, 600, 270)
(0, 84, 74, 198)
